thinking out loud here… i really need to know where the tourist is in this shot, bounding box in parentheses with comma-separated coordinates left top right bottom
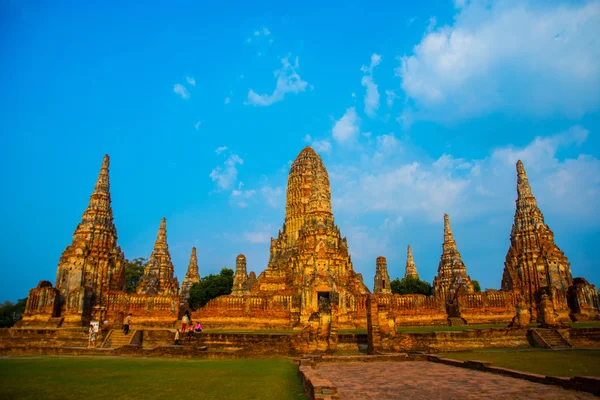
(194, 322, 202, 333)
(181, 312, 190, 332)
(123, 313, 132, 335)
(174, 329, 180, 345)
(88, 323, 96, 348)
(187, 325, 194, 342)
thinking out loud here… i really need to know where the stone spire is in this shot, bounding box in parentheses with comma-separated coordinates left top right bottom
(374, 256, 392, 294)
(501, 160, 572, 320)
(404, 245, 419, 279)
(55, 154, 126, 314)
(137, 218, 179, 296)
(232, 254, 250, 296)
(433, 214, 474, 301)
(283, 146, 333, 247)
(181, 247, 201, 302)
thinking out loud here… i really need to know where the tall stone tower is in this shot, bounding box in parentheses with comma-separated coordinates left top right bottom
(433, 214, 474, 302)
(404, 245, 419, 279)
(373, 256, 392, 294)
(232, 254, 250, 296)
(137, 218, 179, 296)
(54, 154, 126, 324)
(181, 247, 201, 302)
(262, 146, 369, 323)
(501, 160, 572, 320)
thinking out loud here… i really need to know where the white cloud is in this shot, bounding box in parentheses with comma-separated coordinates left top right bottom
(361, 54, 382, 117)
(331, 125, 600, 224)
(215, 146, 228, 155)
(209, 153, 243, 191)
(263, 27, 271, 36)
(260, 185, 285, 208)
(360, 53, 382, 74)
(332, 107, 360, 144)
(186, 76, 196, 86)
(312, 140, 332, 154)
(243, 232, 271, 244)
(173, 84, 190, 100)
(361, 76, 380, 118)
(224, 97, 231, 104)
(231, 182, 256, 207)
(385, 90, 399, 107)
(194, 121, 201, 131)
(246, 55, 309, 106)
(397, 0, 600, 120)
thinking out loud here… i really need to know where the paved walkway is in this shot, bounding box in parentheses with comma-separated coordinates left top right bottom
(315, 361, 595, 399)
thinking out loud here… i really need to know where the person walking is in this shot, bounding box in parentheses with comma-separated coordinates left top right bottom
(123, 313, 132, 335)
(174, 329, 180, 345)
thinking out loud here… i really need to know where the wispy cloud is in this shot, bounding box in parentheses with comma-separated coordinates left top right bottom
(361, 54, 381, 117)
(173, 84, 190, 99)
(186, 76, 196, 86)
(246, 55, 309, 106)
(332, 107, 360, 144)
(209, 149, 244, 191)
(194, 121, 201, 131)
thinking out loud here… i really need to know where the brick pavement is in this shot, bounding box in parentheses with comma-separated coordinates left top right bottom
(314, 361, 595, 399)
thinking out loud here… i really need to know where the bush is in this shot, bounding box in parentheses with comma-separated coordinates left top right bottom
(188, 268, 234, 309)
(390, 276, 432, 296)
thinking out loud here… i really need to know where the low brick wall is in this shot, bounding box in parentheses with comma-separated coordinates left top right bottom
(385, 328, 531, 353)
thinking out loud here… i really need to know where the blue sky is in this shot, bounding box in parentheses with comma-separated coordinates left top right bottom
(1, 0, 599, 301)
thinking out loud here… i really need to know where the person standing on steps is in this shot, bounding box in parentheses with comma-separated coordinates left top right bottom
(88, 323, 95, 348)
(181, 311, 190, 332)
(123, 313, 132, 335)
(174, 329, 180, 346)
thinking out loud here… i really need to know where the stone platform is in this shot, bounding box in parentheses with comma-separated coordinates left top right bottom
(304, 361, 596, 399)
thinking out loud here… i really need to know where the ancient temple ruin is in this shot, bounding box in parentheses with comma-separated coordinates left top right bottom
(433, 214, 474, 302)
(18, 151, 599, 331)
(373, 257, 391, 294)
(404, 245, 419, 279)
(195, 146, 370, 329)
(20, 155, 179, 327)
(181, 247, 201, 302)
(501, 160, 596, 322)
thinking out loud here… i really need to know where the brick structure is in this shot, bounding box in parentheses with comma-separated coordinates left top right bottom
(568, 278, 600, 322)
(232, 254, 252, 296)
(374, 256, 392, 294)
(20, 155, 180, 328)
(501, 160, 573, 322)
(194, 146, 370, 330)
(433, 214, 474, 302)
(404, 245, 419, 279)
(180, 247, 200, 302)
(136, 218, 179, 296)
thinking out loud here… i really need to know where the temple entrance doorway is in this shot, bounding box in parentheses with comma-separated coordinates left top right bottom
(317, 292, 331, 313)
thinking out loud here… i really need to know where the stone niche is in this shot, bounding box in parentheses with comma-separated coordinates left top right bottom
(568, 278, 600, 322)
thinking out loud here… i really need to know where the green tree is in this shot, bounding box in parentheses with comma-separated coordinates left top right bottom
(125, 257, 147, 293)
(472, 280, 481, 293)
(188, 268, 234, 308)
(390, 276, 432, 296)
(0, 298, 27, 328)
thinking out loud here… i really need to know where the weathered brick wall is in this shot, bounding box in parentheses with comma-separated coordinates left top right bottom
(456, 291, 517, 325)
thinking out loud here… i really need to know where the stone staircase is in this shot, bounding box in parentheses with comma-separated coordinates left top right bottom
(447, 317, 468, 326)
(533, 329, 571, 349)
(101, 329, 142, 348)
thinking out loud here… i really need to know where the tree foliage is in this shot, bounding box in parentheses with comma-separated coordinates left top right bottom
(0, 298, 27, 328)
(188, 268, 234, 309)
(125, 257, 147, 293)
(390, 276, 432, 296)
(472, 280, 481, 293)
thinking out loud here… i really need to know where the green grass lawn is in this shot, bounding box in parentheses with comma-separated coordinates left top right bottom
(0, 357, 305, 400)
(439, 349, 600, 377)
(570, 322, 600, 329)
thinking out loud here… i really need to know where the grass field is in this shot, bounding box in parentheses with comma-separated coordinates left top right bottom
(439, 349, 600, 377)
(0, 357, 305, 400)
